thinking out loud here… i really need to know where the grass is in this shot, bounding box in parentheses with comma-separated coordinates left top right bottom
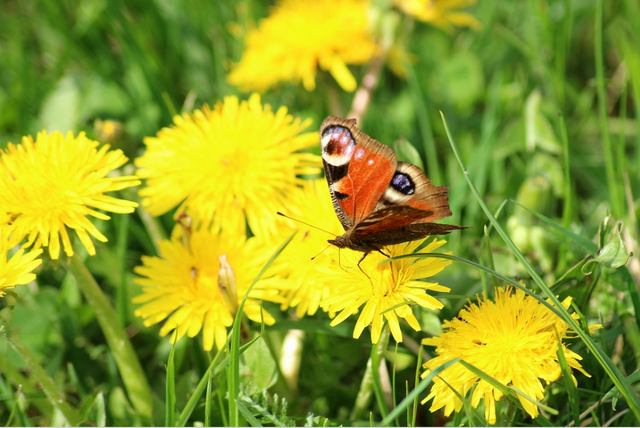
(1, 0, 640, 426)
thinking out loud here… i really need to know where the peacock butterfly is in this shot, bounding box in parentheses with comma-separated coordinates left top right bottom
(320, 116, 468, 263)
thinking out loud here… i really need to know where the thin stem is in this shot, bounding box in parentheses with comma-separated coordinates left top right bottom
(5, 330, 80, 426)
(115, 212, 130, 325)
(595, 0, 623, 218)
(351, 324, 391, 421)
(405, 57, 441, 185)
(136, 204, 166, 253)
(279, 329, 304, 393)
(348, 54, 385, 123)
(66, 253, 153, 420)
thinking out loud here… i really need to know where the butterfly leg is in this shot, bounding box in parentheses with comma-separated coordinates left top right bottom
(337, 248, 350, 273)
(356, 252, 372, 279)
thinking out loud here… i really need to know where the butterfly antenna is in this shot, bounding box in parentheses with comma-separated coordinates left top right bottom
(276, 212, 337, 237)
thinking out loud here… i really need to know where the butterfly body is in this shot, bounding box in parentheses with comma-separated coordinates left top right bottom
(320, 116, 467, 258)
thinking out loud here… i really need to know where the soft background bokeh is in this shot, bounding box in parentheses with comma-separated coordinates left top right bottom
(1, 0, 639, 426)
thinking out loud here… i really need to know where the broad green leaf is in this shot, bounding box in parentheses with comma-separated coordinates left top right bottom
(240, 336, 278, 393)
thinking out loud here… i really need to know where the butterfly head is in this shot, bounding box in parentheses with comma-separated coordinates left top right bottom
(327, 231, 379, 254)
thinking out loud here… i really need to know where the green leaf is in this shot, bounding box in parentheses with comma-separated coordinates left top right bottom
(240, 336, 278, 392)
(393, 137, 424, 171)
(524, 90, 561, 154)
(594, 223, 632, 269)
(39, 75, 81, 133)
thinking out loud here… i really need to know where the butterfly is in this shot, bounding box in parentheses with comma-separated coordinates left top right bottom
(320, 116, 468, 264)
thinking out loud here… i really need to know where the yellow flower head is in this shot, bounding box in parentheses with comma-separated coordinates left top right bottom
(0, 131, 140, 259)
(273, 179, 344, 317)
(133, 227, 290, 351)
(422, 287, 591, 424)
(393, 0, 482, 31)
(321, 238, 452, 343)
(228, 0, 378, 92)
(135, 94, 320, 237)
(0, 224, 42, 297)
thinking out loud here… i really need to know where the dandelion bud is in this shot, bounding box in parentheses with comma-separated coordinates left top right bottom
(217, 254, 238, 316)
(515, 176, 553, 219)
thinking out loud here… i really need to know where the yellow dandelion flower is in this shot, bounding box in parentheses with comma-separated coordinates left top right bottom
(321, 238, 452, 343)
(422, 287, 591, 424)
(135, 94, 320, 237)
(393, 0, 482, 31)
(0, 131, 140, 259)
(228, 0, 378, 92)
(133, 227, 290, 351)
(0, 225, 43, 297)
(273, 179, 344, 317)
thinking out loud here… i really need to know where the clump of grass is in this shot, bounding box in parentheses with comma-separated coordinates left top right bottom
(1, 0, 639, 426)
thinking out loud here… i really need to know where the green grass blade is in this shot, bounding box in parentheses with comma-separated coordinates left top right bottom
(205, 369, 213, 427)
(458, 360, 558, 416)
(555, 332, 580, 425)
(411, 344, 424, 427)
(114, 211, 130, 325)
(4, 331, 80, 426)
(378, 358, 460, 427)
(371, 326, 390, 419)
(509, 200, 597, 253)
(228, 231, 297, 427)
(558, 112, 573, 228)
(236, 400, 264, 427)
(165, 341, 177, 427)
(405, 56, 441, 185)
(440, 111, 640, 421)
(177, 336, 229, 426)
(595, 0, 623, 218)
(482, 225, 497, 292)
(67, 254, 153, 421)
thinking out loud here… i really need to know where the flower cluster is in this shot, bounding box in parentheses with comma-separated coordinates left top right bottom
(3, 2, 597, 426)
(133, 228, 290, 351)
(133, 94, 323, 349)
(132, 93, 455, 350)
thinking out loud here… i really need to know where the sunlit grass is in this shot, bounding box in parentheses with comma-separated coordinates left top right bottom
(1, 0, 639, 426)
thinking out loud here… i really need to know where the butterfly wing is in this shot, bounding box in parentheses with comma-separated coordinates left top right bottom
(373, 162, 452, 222)
(351, 162, 467, 247)
(320, 116, 397, 231)
(352, 206, 469, 248)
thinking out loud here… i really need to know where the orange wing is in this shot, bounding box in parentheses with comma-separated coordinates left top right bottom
(320, 116, 396, 230)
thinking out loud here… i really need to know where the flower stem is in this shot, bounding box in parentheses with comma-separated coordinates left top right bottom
(5, 329, 80, 426)
(280, 329, 304, 394)
(66, 253, 153, 420)
(350, 325, 391, 421)
(348, 53, 384, 123)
